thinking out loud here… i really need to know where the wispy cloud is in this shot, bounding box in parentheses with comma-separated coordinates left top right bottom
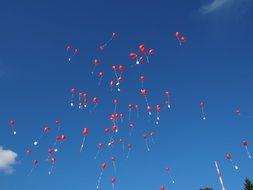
(200, 0, 233, 14)
(0, 146, 18, 174)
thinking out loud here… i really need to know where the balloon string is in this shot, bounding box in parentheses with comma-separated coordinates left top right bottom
(112, 161, 116, 173)
(128, 109, 131, 120)
(34, 132, 45, 146)
(245, 147, 252, 159)
(96, 170, 103, 189)
(70, 93, 74, 107)
(230, 159, 238, 170)
(201, 108, 206, 120)
(122, 143, 125, 152)
(91, 65, 96, 75)
(48, 164, 54, 175)
(126, 149, 131, 160)
(177, 37, 181, 46)
(27, 165, 35, 177)
(94, 149, 100, 160)
(168, 173, 175, 184)
(151, 137, 155, 144)
(98, 77, 102, 86)
(112, 183, 115, 190)
(145, 140, 150, 151)
(80, 137, 86, 152)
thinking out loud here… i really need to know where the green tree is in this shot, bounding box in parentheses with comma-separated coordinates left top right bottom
(244, 178, 253, 190)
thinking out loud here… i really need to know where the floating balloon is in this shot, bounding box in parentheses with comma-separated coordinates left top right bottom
(96, 162, 107, 189)
(70, 87, 77, 107)
(66, 45, 79, 63)
(119, 138, 125, 152)
(242, 140, 251, 159)
(98, 71, 104, 85)
(141, 89, 151, 115)
(111, 177, 116, 190)
(9, 120, 17, 135)
(165, 166, 175, 184)
(28, 159, 39, 176)
(91, 59, 100, 74)
(33, 127, 50, 146)
(143, 133, 150, 151)
(200, 101, 206, 120)
(156, 105, 161, 124)
(135, 104, 140, 118)
(48, 157, 57, 175)
(235, 108, 241, 116)
(129, 123, 135, 136)
(113, 99, 119, 113)
(111, 156, 117, 173)
(160, 185, 165, 190)
(165, 91, 171, 109)
(99, 32, 117, 51)
(128, 104, 133, 120)
(126, 143, 132, 160)
(140, 75, 145, 88)
(150, 132, 155, 144)
(226, 153, 239, 170)
(94, 143, 104, 160)
(110, 80, 115, 91)
(80, 128, 89, 152)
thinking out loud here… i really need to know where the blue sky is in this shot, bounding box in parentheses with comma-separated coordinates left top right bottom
(0, 0, 253, 189)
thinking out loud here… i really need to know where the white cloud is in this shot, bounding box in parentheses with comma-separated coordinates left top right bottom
(0, 146, 18, 174)
(200, 0, 233, 14)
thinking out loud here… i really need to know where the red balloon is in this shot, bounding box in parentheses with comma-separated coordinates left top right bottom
(150, 132, 155, 137)
(101, 162, 107, 169)
(180, 36, 186, 43)
(111, 156, 116, 161)
(111, 177, 116, 184)
(118, 65, 124, 72)
(112, 125, 118, 132)
(141, 89, 148, 96)
(128, 143, 132, 149)
(147, 106, 152, 112)
(26, 150, 32, 154)
(156, 105, 161, 112)
(143, 134, 148, 139)
(139, 44, 146, 53)
(135, 104, 139, 109)
(71, 88, 76, 94)
(242, 140, 248, 146)
(149, 49, 155, 55)
(235, 109, 241, 116)
(44, 127, 50, 133)
(34, 160, 39, 165)
(112, 65, 117, 71)
(48, 148, 53, 154)
(112, 32, 117, 38)
(94, 59, 99, 65)
(98, 143, 104, 148)
(129, 53, 137, 59)
(140, 75, 145, 81)
(61, 134, 66, 141)
(74, 48, 79, 54)
(175, 31, 180, 38)
(128, 104, 133, 109)
(9, 120, 15, 126)
(93, 97, 98, 104)
(160, 185, 165, 190)
(66, 45, 71, 51)
(82, 128, 89, 136)
(104, 128, 110, 134)
(226, 153, 232, 160)
(200, 101, 205, 108)
(165, 91, 171, 96)
(51, 157, 56, 164)
(99, 72, 104, 77)
(119, 138, 124, 144)
(114, 99, 118, 105)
